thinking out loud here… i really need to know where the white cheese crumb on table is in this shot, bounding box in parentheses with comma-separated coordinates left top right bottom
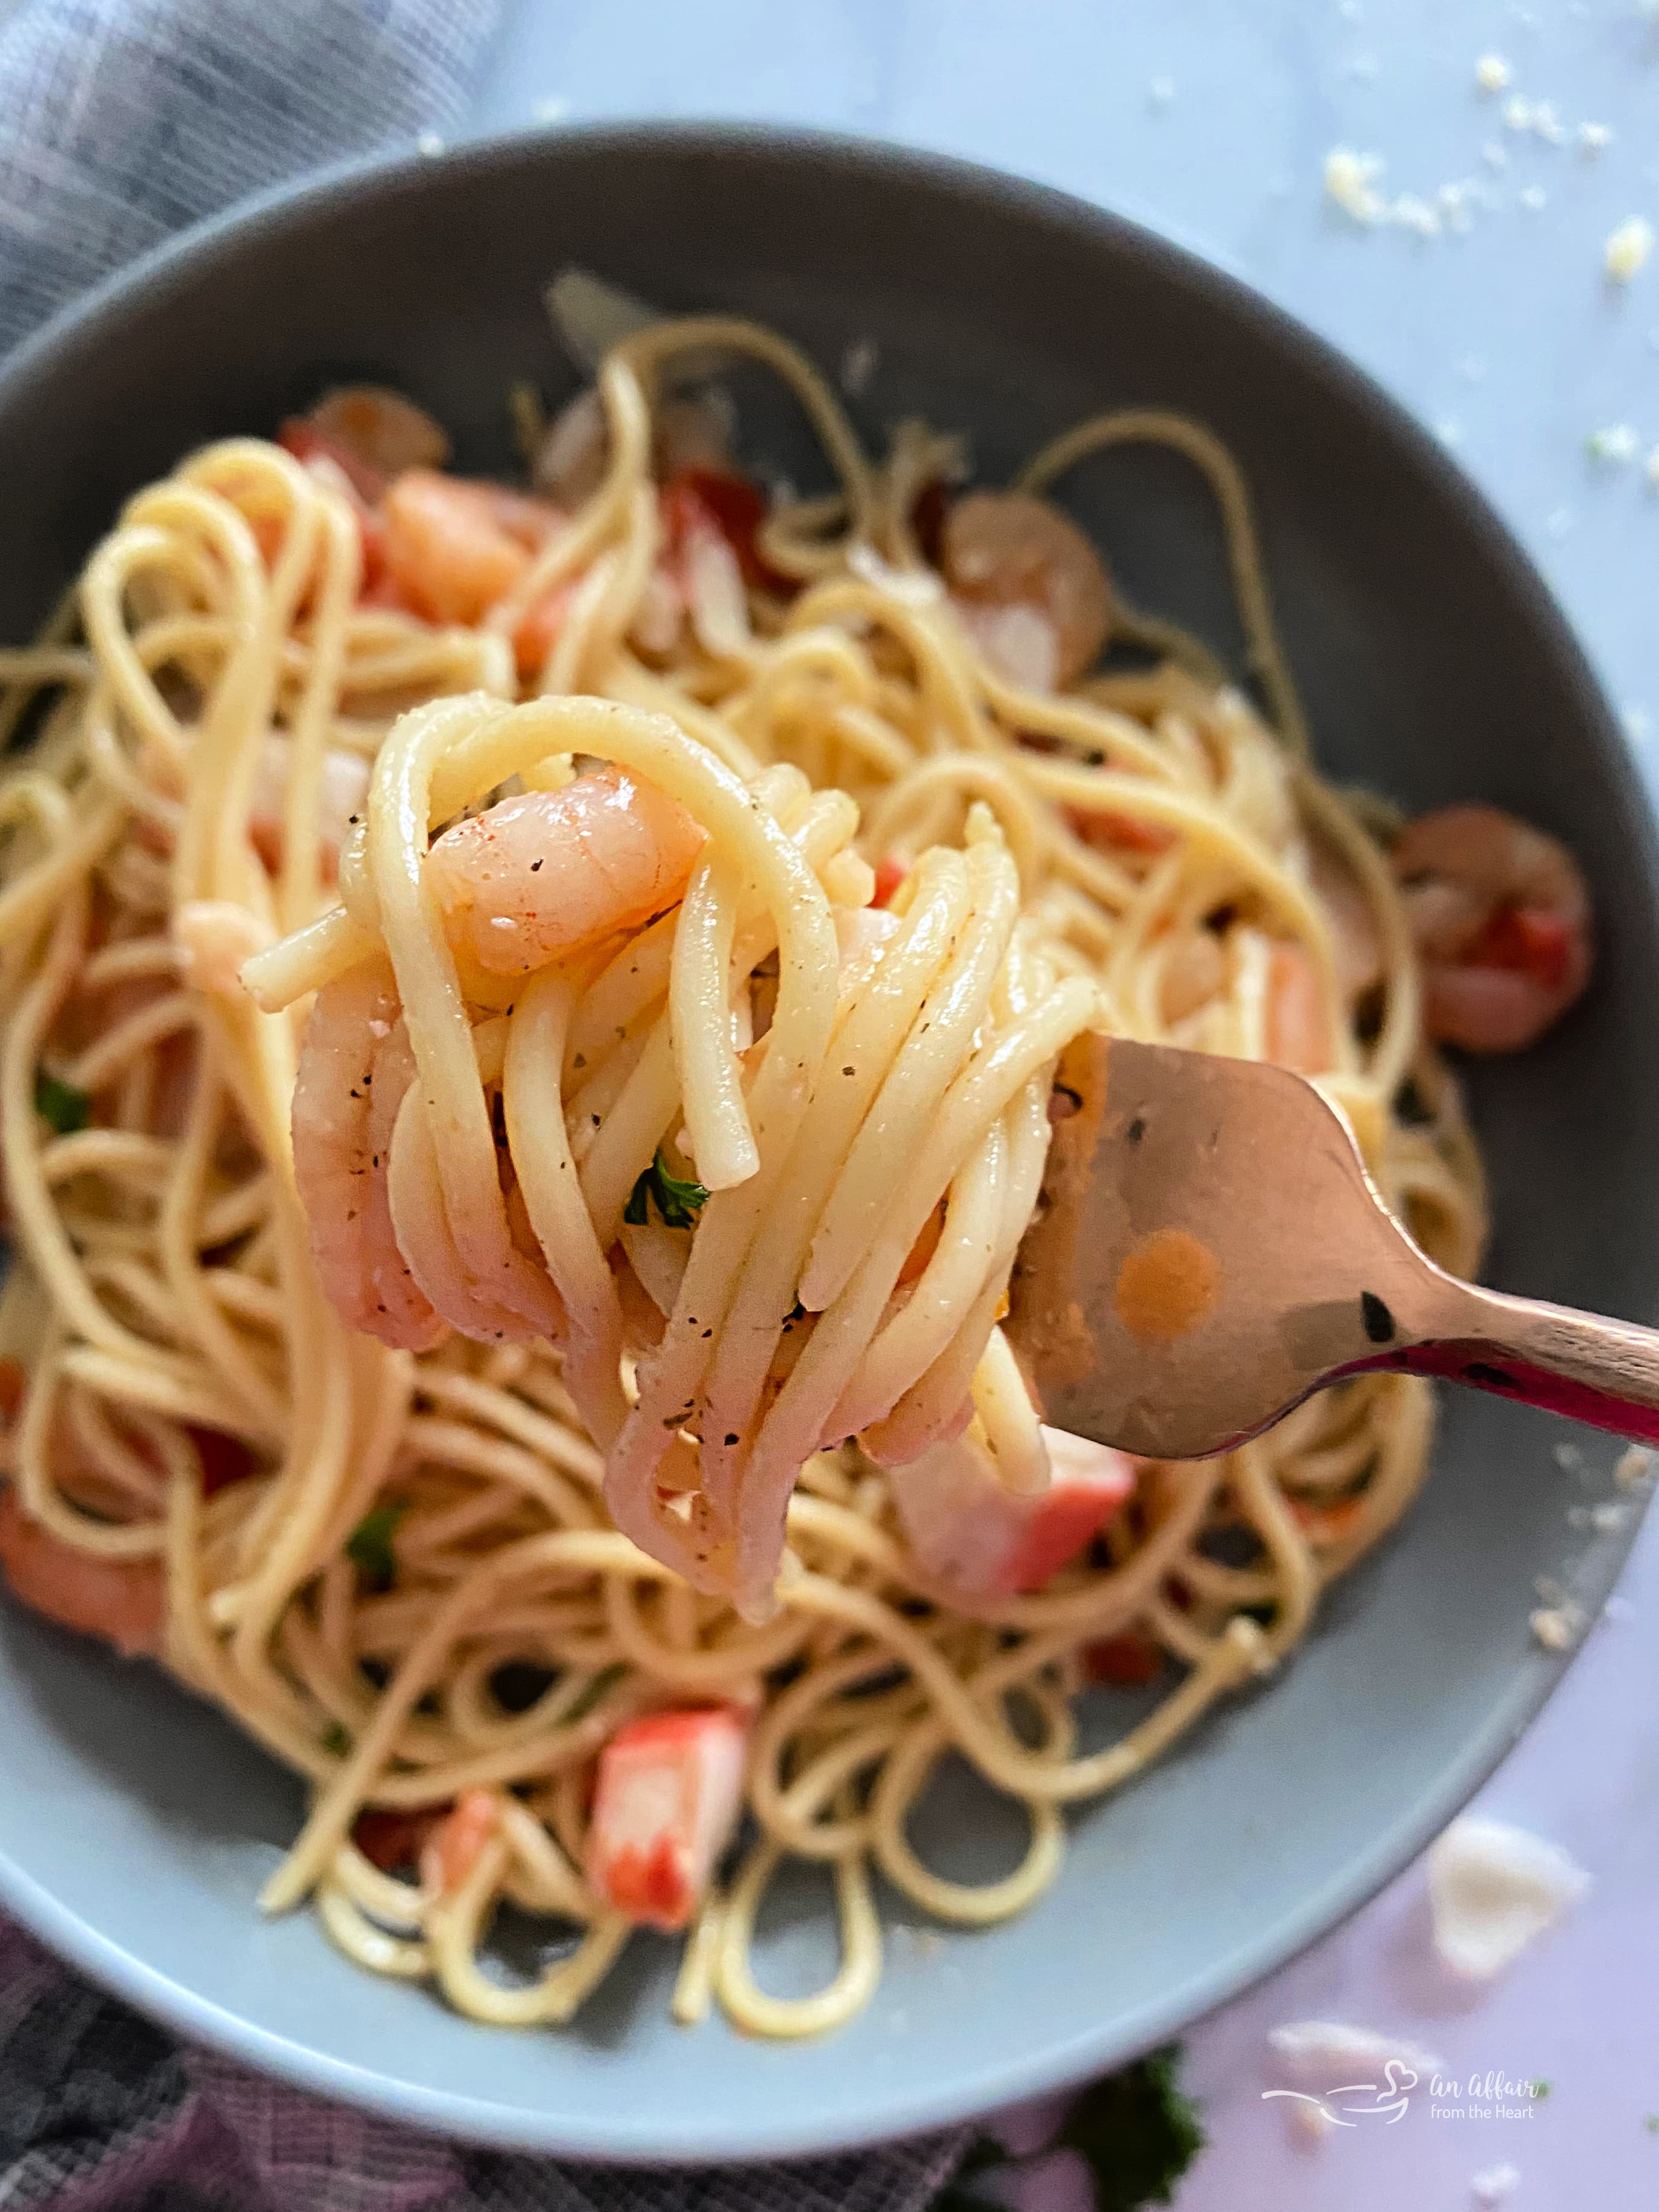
(1530, 1603, 1578, 1650)
(1588, 423, 1640, 463)
(1607, 216, 1655, 283)
(1579, 120, 1613, 153)
(1325, 146, 1386, 223)
(1268, 2019, 1443, 2086)
(415, 130, 445, 158)
(1472, 2163, 1522, 2208)
(1149, 74, 1175, 105)
(532, 96, 569, 123)
(1475, 53, 1513, 92)
(1519, 185, 1548, 212)
(1394, 192, 1441, 237)
(1428, 1815, 1590, 1978)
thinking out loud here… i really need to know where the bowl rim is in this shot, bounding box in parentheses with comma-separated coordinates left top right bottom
(0, 115, 1652, 2164)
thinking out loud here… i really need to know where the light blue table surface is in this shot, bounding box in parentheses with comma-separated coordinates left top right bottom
(463, 6, 1659, 2206)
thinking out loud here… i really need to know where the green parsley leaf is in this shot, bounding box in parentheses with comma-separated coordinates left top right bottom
(624, 1148, 710, 1231)
(1531, 2079, 1551, 2101)
(34, 1069, 89, 1135)
(320, 1720, 352, 1757)
(1059, 2043, 1205, 2211)
(565, 1662, 625, 1724)
(346, 1501, 408, 1590)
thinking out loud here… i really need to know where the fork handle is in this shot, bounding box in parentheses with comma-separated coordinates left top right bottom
(1362, 1283, 1659, 1447)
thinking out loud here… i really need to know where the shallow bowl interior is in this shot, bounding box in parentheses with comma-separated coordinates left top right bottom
(0, 126, 1654, 2163)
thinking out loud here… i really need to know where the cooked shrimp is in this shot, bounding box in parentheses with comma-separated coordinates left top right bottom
(1307, 835, 1384, 1001)
(1265, 941, 1331, 1075)
(291, 959, 447, 1351)
(174, 899, 271, 997)
(1391, 803, 1592, 1053)
(421, 1788, 500, 1897)
(249, 736, 370, 878)
(303, 386, 451, 485)
(0, 1487, 163, 1658)
(941, 489, 1112, 692)
(426, 763, 706, 978)
(381, 471, 562, 625)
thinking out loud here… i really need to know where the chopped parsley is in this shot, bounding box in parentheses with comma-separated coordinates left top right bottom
(320, 1720, 352, 1757)
(1061, 2046, 1205, 2210)
(624, 1148, 710, 1230)
(33, 1069, 89, 1135)
(346, 1501, 408, 1590)
(939, 2044, 1204, 2211)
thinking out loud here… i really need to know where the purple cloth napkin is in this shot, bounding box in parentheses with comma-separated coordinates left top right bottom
(0, 1919, 964, 2210)
(0, 4, 969, 2204)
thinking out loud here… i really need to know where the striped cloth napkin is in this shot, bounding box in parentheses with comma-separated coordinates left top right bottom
(0, 3, 965, 2207)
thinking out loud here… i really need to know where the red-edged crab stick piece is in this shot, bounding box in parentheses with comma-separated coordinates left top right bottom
(587, 1706, 749, 1933)
(887, 1425, 1138, 1609)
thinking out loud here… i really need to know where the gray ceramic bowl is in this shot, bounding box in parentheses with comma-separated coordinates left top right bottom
(1, 126, 1655, 2164)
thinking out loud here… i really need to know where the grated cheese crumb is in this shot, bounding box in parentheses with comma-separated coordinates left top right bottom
(1394, 193, 1442, 238)
(1590, 1500, 1628, 1534)
(1552, 1439, 1583, 1470)
(1614, 1443, 1655, 1487)
(1530, 1604, 1578, 1651)
(1520, 185, 1548, 212)
(1607, 216, 1655, 282)
(1325, 145, 1387, 223)
(1149, 74, 1176, 105)
(415, 131, 445, 158)
(532, 95, 570, 123)
(1531, 99, 1566, 146)
(1429, 1817, 1590, 1980)
(1579, 120, 1613, 154)
(1588, 423, 1640, 463)
(1475, 53, 1513, 92)
(1482, 138, 1509, 169)
(1472, 2164, 1522, 2208)
(1503, 93, 1534, 131)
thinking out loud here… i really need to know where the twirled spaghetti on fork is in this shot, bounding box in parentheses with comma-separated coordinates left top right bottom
(1, 306, 1586, 2037)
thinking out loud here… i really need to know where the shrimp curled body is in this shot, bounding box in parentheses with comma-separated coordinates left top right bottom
(941, 490, 1112, 693)
(426, 764, 705, 978)
(293, 959, 445, 1352)
(294, 764, 706, 1353)
(0, 1489, 163, 1658)
(1391, 803, 1592, 1053)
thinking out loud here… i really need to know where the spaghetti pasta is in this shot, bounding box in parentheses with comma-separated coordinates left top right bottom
(0, 310, 1490, 2040)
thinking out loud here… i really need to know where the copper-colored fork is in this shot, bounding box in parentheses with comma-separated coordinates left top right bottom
(1005, 1035, 1659, 1461)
